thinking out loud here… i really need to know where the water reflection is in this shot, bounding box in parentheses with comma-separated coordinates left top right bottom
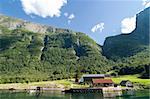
(103, 91, 122, 98)
(70, 93, 103, 99)
(0, 89, 149, 99)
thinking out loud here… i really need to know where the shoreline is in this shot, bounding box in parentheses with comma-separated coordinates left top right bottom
(0, 79, 89, 91)
(0, 75, 149, 91)
(0, 86, 148, 94)
(0, 84, 148, 92)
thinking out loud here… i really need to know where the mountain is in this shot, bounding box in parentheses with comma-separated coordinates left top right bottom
(0, 7, 149, 83)
(103, 7, 150, 78)
(103, 7, 149, 59)
(0, 14, 112, 83)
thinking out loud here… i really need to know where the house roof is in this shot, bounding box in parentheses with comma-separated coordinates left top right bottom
(120, 80, 131, 85)
(92, 79, 114, 84)
(82, 74, 105, 78)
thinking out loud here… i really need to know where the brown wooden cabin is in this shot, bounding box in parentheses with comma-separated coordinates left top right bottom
(79, 74, 111, 84)
(92, 79, 114, 87)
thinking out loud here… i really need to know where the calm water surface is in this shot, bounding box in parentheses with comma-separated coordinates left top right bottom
(0, 89, 149, 99)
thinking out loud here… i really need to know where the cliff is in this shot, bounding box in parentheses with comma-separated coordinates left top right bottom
(103, 7, 150, 59)
(0, 14, 73, 34)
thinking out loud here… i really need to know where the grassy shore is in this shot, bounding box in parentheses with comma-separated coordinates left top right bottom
(112, 75, 150, 85)
(0, 79, 88, 90)
(0, 75, 149, 90)
(112, 74, 150, 89)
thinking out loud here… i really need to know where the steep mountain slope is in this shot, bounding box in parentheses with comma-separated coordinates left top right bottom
(103, 7, 150, 78)
(0, 16, 112, 83)
(103, 7, 150, 59)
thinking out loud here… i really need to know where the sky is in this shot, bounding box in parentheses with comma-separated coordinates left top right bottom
(0, 0, 149, 45)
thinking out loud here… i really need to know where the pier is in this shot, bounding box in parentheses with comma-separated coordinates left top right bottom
(63, 86, 123, 93)
(64, 88, 103, 93)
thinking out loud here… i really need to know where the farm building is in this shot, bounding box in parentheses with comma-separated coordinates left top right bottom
(92, 79, 114, 87)
(79, 74, 111, 84)
(120, 80, 133, 87)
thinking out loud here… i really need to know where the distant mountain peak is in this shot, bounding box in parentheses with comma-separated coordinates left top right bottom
(0, 14, 73, 34)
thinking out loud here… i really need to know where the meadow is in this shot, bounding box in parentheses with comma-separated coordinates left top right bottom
(0, 75, 149, 90)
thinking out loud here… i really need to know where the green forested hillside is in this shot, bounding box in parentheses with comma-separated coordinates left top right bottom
(0, 26, 112, 83)
(0, 7, 149, 84)
(109, 47, 150, 76)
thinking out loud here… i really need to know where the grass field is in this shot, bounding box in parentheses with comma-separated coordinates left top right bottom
(0, 79, 88, 90)
(112, 74, 150, 85)
(0, 75, 149, 90)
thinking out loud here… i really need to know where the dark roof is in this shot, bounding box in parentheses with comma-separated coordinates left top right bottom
(82, 74, 105, 78)
(120, 80, 131, 85)
(105, 74, 111, 77)
(92, 79, 114, 84)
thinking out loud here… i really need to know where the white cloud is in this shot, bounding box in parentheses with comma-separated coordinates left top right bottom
(64, 13, 75, 24)
(121, 0, 149, 33)
(20, 0, 67, 18)
(91, 23, 105, 33)
(68, 14, 75, 20)
(64, 12, 68, 17)
(142, 0, 150, 8)
(121, 16, 136, 33)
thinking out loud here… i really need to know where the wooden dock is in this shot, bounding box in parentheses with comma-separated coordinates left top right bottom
(63, 86, 123, 93)
(63, 88, 103, 93)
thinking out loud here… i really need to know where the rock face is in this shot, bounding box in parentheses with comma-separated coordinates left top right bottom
(102, 7, 150, 59)
(136, 7, 149, 34)
(0, 14, 72, 34)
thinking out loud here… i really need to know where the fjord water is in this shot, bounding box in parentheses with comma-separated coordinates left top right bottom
(0, 90, 149, 99)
